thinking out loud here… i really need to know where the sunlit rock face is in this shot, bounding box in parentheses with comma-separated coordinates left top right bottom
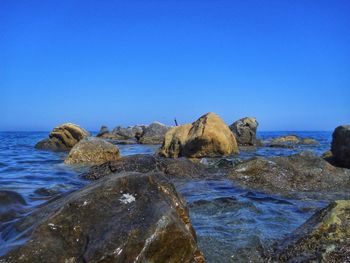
(159, 112, 239, 158)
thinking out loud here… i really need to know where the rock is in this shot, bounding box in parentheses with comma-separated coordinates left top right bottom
(112, 125, 145, 140)
(272, 200, 350, 262)
(271, 135, 300, 144)
(268, 135, 319, 148)
(228, 151, 350, 196)
(35, 123, 90, 152)
(1, 173, 204, 263)
(331, 125, 350, 168)
(159, 112, 239, 158)
(96, 125, 109, 137)
(301, 138, 319, 145)
(0, 190, 27, 222)
(83, 154, 211, 181)
(229, 117, 258, 146)
(138, 122, 171, 144)
(65, 137, 120, 165)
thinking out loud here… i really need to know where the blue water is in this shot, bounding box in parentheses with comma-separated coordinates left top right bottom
(0, 131, 333, 261)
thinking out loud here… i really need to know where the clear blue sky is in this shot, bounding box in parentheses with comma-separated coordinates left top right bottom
(1, 0, 349, 131)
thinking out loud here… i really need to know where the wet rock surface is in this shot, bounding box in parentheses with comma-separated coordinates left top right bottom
(35, 123, 90, 152)
(272, 200, 350, 262)
(138, 122, 171, 144)
(159, 112, 239, 158)
(331, 125, 350, 168)
(65, 137, 120, 165)
(83, 154, 212, 181)
(267, 135, 319, 148)
(1, 173, 204, 263)
(230, 117, 258, 146)
(0, 190, 27, 222)
(228, 152, 350, 197)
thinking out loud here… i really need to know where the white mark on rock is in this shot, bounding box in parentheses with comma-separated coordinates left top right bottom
(48, 223, 57, 230)
(235, 167, 247, 172)
(82, 200, 89, 206)
(114, 247, 123, 255)
(119, 193, 136, 204)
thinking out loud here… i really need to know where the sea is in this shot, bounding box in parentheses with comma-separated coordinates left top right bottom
(0, 131, 333, 261)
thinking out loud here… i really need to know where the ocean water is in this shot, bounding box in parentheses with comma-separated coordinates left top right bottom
(0, 131, 333, 260)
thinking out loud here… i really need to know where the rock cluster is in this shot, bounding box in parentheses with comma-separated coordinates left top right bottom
(229, 117, 258, 146)
(268, 135, 319, 148)
(159, 112, 239, 158)
(35, 123, 90, 151)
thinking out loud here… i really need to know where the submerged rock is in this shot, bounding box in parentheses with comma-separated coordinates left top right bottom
(159, 112, 239, 158)
(268, 135, 319, 148)
(273, 200, 350, 262)
(65, 137, 120, 165)
(331, 125, 350, 168)
(138, 122, 171, 144)
(35, 123, 90, 152)
(1, 173, 204, 262)
(229, 117, 258, 146)
(228, 152, 350, 196)
(83, 154, 210, 180)
(0, 190, 27, 222)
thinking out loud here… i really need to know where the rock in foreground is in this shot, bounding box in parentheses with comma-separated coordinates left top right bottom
(1, 173, 204, 263)
(159, 112, 239, 158)
(229, 117, 258, 146)
(229, 152, 350, 196)
(331, 125, 350, 168)
(35, 123, 90, 151)
(273, 200, 350, 262)
(65, 137, 120, 165)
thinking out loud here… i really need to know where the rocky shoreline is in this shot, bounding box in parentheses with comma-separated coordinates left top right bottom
(2, 113, 350, 262)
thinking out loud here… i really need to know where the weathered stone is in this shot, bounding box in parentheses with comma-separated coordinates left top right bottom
(83, 154, 210, 181)
(159, 113, 239, 158)
(1, 173, 204, 263)
(0, 190, 27, 222)
(268, 135, 319, 148)
(229, 117, 258, 146)
(331, 125, 350, 168)
(112, 125, 145, 140)
(96, 125, 109, 137)
(35, 123, 90, 152)
(272, 200, 350, 262)
(138, 122, 171, 144)
(228, 152, 350, 196)
(65, 137, 120, 165)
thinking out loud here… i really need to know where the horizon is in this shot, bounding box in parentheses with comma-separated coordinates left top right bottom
(2, 0, 349, 131)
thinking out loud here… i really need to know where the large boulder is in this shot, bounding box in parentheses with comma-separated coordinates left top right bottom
(83, 154, 211, 181)
(35, 123, 90, 151)
(229, 117, 258, 146)
(229, 152, 350, 196)
(138, 122, 171, 144)
(331, 125, 350, 168)
(272, 200, 350, 262)
(65, 137, 120, 165)
(159, 112, 239, 158)
(1, 173, 204, 263)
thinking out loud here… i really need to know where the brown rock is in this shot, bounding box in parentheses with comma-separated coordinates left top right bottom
(159, 112, 239, 158)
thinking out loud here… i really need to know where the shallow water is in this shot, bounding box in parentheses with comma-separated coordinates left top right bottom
(0, 131, 333, 260)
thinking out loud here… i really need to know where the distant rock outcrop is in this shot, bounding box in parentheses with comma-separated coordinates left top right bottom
(229, 117, 258, 146)
(138, 122, 171, 144)
(159, 112, 239, 158)
(65, 137, 120, 165)
(268, 135, 319, 148)
(96, 125, 109, 137)
(35, 123, 90, 152)
(331, 125, 350, 168)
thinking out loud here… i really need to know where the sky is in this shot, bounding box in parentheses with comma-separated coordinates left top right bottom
(1, 0, 349, 131)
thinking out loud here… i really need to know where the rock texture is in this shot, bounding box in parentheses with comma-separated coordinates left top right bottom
(229, 117, 258, 146)
(65, 137, 120, 165)
(229, 152, 350, 196)
(1, 173, 204, 263)
(273, 200, 350, 262)
(112, 125, 145, 140)
(159, 112, 239, 158)
(138, 122, 171, 144)
(268, 135, 319, 148)
(83, 154, 211, 181)
(35, 123, 90, 151)
(331, 125, 350, 168)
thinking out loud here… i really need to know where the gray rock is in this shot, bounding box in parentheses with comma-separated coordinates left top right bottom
(229, 117, 258, 146)
(331, 125, 350, 168)
(96, 125, 109, 137)
(139, 122, 171, 144)
(0, 173, 204, 262)
(65, 137, 120, 165)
